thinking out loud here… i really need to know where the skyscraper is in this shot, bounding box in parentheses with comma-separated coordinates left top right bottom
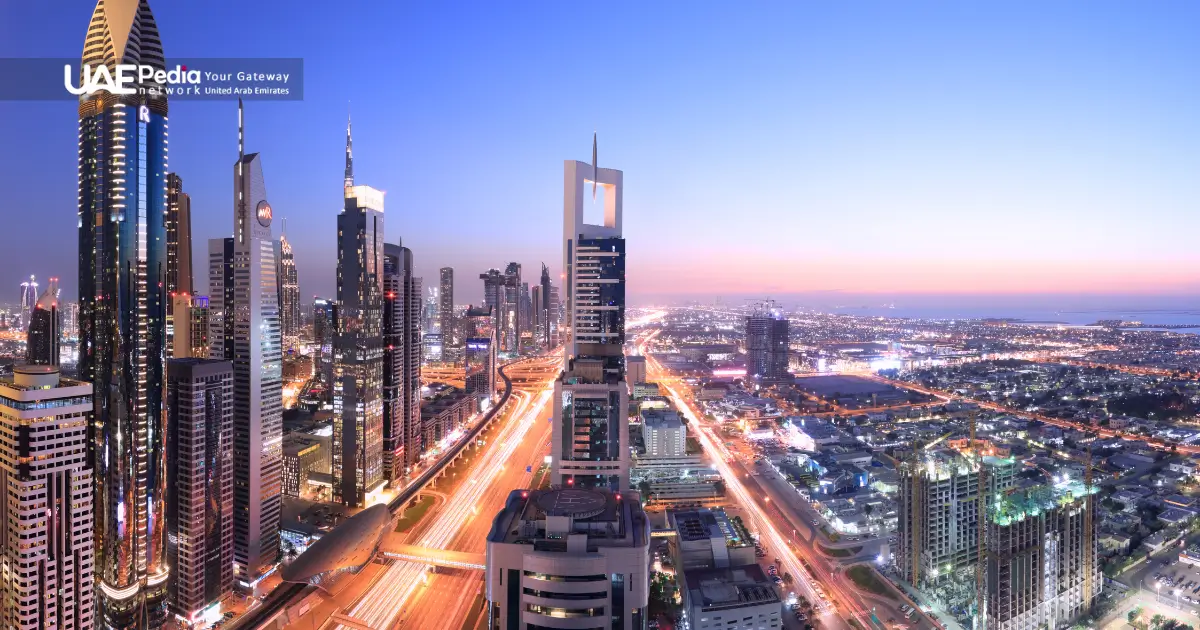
(26, 277, 60, 366)
(551, 142, 630, 491)
(0, 366, 94, 630)
(503, 262, 522, 352)
(188, 295, 211, 359)
(480, 268, 504, 349)
(384, 242, 423, 477)
(76, 1, 171, 625)
(536, 263, 552, 348)
(207, 237, 236, 361)
(744, 307, 790, 384)
(312, 298, 335, 393)
(278, 232, 301, 354)
(165, 359, 234, 626)
(166, 172, 193, 358)
(333, 118, 386, 507)
(18, 275, 37, 330)
(229, 100, 283, 586)
(439, 266, 456, 351)
(464, 305, 497, 401)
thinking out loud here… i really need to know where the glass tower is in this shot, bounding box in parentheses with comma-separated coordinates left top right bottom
(76, 1, 171, 626)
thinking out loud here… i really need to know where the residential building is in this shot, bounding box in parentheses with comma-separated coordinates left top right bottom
(464, 305, 497, 399)
(313, 298, 334, 392)
(383, 242, 423, 478)
(643, 408, 686, 458)
(278, 232, 300, 354)
(165, 359, 234, 626)
(0, 366, 94, 630)
(166, 173, 193, 359)
(485, 488, 650, 630)
(745, 310, 790, 383)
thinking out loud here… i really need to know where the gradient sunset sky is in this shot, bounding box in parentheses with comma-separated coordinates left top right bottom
(1, 1, 1199, 306)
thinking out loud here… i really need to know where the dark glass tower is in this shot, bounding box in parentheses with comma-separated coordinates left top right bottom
(76, 1, 171, 627)
(745, 308, 790, 383)
(26, 278, 60, 366)
(383, 243, 423, 478)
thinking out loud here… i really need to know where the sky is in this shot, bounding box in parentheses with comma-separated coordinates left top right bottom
(2, 1, 1199, 309)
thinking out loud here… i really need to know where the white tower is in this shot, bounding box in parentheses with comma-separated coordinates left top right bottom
(231, 100, 283, 586)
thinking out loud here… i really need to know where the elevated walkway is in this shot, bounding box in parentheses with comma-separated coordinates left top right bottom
(380, 544, 485, 570)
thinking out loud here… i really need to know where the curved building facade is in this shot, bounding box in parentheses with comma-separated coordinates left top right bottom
(77, 1, 171, 627)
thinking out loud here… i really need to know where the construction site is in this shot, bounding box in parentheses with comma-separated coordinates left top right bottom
(896, 419, 1101, 630)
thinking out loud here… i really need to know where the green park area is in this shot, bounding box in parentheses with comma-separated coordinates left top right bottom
(394, 495, 437, 533)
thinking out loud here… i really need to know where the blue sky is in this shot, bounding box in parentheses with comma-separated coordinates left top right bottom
(2, 1, 1199, 306)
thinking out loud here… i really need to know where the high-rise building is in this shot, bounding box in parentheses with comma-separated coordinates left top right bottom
(503, 262, 522, 353)
(282, 435, 323, 498)
(480, 268, 505, 351)
(551, 142, 630, 491)
(207, 237, 236, 361)
(278, 232, 301, 354)
(333, 118, 386, 507)
(383, 242, 423, 479)
(166, 173, 193, 358)
(535, 263, 552, 348)
(464, 304, 497, 401)
(165, 359, 234, 626)
(18, 275, 37, 331)
(76, 1, 171, 624)
(745, 308, 790, 383)
(548, 284, 561, 347)
(228, 100, 283, 586)
(188, 295, 211, 359)
(170, 293, 193, 359)
(985, 483, 1099, 630)
(897, 448, 1016, 587)
(519, 280, 531, 348)
(439, 267, 456, 352)
(312, 298, 335, 393)
(26, 278, 60, 366)
(0, 366, 94, 630)
(485, 488, 650, 630)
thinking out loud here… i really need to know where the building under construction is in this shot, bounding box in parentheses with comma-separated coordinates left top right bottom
(985, 482, 1100, 630)
(898, 441, 1099, 630)
(897, 448, 1016, 586)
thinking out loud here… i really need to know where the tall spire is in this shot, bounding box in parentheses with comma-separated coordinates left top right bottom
(344, 105, 354, 193)
(238, 97, 245, 161)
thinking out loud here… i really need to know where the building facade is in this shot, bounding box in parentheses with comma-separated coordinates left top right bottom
(26, 279, 59, 366)
(552, 149, 630, 491)
(439, 267, 456, 356)
(165, 359, 234, 626)
(0, 366, 94, 630)
(278, 233, 300, 354)
(166, 173, 193, 358)
(383, 242, 423, 479)
(745, 311, 789, 383)
(464, 305, 497, 400)
(485, 488, 650, 630)
(76, 1, 171, 624)
(333, 169, 386, 506)
(228, 101, 283, 587)
(312, 298, 334, 395)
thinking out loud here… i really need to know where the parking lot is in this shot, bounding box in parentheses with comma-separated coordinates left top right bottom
(1152, 558, 1200, 610)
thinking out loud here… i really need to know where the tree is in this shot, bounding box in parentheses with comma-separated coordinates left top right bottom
(783, 572, 794, 585)
(1151, 614, 1165, 629)
(1129, 607, 1142, 624)
(864, 503, 875, 516)
(713, 480, 726, 496)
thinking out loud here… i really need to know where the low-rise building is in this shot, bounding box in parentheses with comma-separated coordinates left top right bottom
(283, 434, 325, 498)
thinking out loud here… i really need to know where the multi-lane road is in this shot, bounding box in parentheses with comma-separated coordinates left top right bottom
(282, 356, 561, 630)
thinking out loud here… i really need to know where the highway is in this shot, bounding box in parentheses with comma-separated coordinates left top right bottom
(293, 356, 560, 630)
(641, 330, 885, 630)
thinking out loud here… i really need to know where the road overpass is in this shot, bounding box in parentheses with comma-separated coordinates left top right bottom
(379, 544, 485, 570)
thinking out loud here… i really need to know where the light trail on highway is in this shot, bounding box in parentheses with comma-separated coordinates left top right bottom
(641, 336, 872, 630)
(333, 374, 555, 630)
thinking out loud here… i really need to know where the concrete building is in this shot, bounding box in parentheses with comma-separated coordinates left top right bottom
(0, 366, 94, 630)
(187, 296, 210, 359)
(897, 448, 1017, 586)
(464, 305, 497, 400)
(985, 483, 1100, 630)
(552, 140, 630, 491)
(439, 267, 457, 355)
(626, 355, 646, 389)
(485, 488, 650, 630)
(165, 359, 234, 626)
(312, 298, 334, 394)
(421, 385, 477, 447)
(668, 509, 781, 630)
(643, 408, 686, 458)
(77, 0, 172, 623)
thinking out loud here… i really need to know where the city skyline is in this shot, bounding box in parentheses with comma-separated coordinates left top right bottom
(3, 1, 1200, 305)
